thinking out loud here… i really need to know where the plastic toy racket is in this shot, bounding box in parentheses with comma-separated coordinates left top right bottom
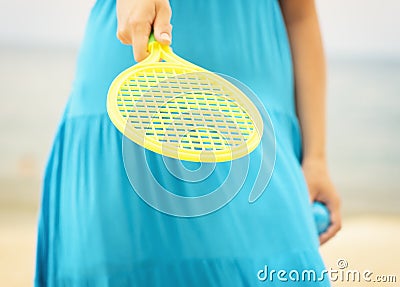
(107, 34, 263, 162)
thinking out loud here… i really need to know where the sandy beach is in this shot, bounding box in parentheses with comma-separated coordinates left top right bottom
(321, 216, 400, 286)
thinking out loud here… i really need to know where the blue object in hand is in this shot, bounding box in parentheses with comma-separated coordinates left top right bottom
(313, 202, 331, 235)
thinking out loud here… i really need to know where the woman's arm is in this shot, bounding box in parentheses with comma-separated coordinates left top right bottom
(279, 0, 341, 244)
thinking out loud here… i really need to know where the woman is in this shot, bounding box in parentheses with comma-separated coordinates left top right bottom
(35, 0, 341, 286)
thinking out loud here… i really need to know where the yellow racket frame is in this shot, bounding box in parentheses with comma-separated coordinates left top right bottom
(107, 36, 263, 162)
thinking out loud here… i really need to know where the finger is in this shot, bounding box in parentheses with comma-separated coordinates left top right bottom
(319, 214, 341, 244)
(131, 22, 152, 62)
(302, 167, 317, 203)
(319, 197, 341, 245)
(153, 4, 172, 45)
(116, 29, 131, 45)
(308, 185, 317, 203)
(305, 180, 318, 203)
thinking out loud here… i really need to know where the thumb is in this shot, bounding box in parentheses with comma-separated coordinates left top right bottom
(308, 187, 318, 203)
(305, 179, 318, 203)
(153, 4, 172, 45)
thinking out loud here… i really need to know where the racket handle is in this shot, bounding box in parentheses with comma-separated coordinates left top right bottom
(312, 201, 331, 235)
(148, 32, 156, 45)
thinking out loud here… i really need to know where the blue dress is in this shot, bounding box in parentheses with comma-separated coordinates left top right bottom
(35, 0, 330, 286)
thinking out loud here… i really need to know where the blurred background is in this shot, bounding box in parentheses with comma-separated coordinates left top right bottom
(0, 0, 399, 286)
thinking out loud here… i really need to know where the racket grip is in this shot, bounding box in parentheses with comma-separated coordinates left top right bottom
(312, 201, 331, 235)
(148, 33, 156, 45)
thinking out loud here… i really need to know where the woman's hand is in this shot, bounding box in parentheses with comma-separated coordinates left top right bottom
(302, 157, 342, 245)
(116, 0, 172, 62)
